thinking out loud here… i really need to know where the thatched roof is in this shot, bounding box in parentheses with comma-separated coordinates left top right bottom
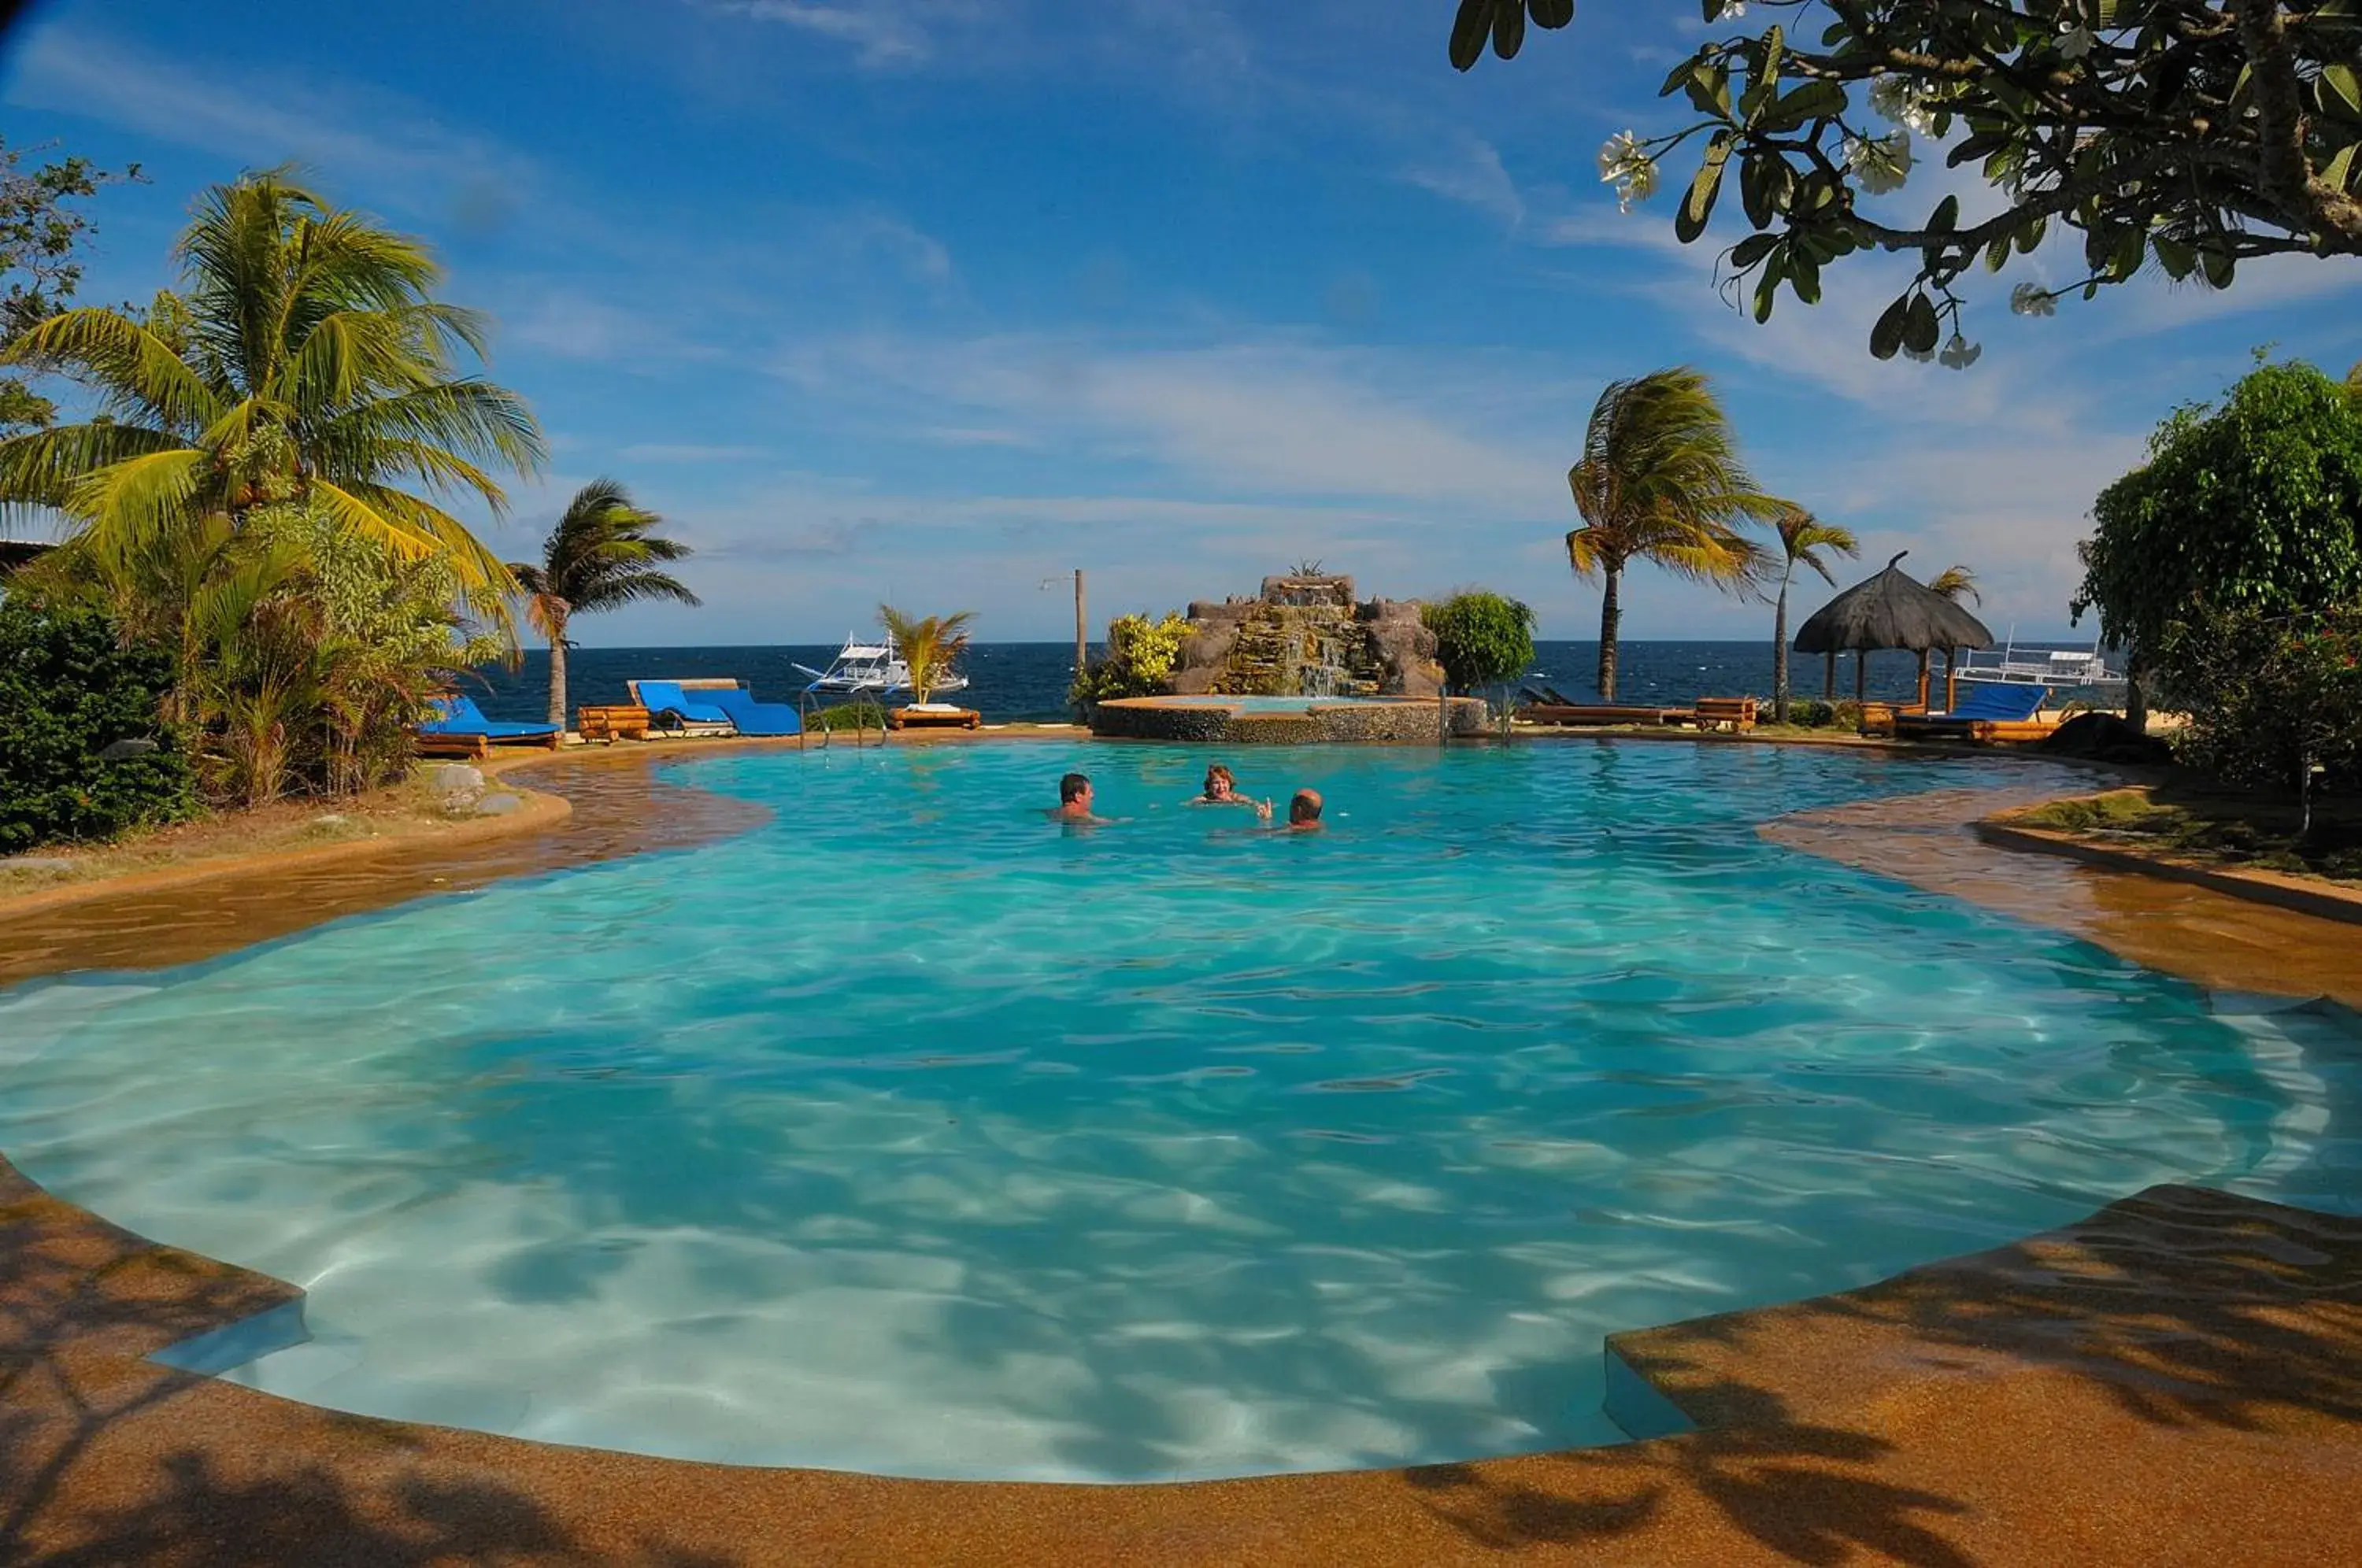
(1793, 552, 1993, 655)
(0, 539, 53, 572)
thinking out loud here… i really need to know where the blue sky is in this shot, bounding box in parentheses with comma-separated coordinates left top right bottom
(6, 1, 2359, 645)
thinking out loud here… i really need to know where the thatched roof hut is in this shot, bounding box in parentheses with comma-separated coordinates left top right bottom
(1794, 552, 1993, 704)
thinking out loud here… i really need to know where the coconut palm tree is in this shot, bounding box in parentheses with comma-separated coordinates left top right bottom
(0, 170, 542, 595)
(878, 605, 975, 706)
(508, 480, 700, 725)
(1567, 368, 1777, 700)
(1768, 508, 1859, 723)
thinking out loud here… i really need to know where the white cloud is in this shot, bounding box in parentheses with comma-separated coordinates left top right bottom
(1401, 135, 1525, 230)
(716, 1, 935, 66)
(778, 333, 1582, 514)
(6, 25, 537, 220)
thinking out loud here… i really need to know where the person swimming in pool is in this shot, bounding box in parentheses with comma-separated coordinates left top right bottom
(1253, 788, 1325, 833)
(1046, 771, 1107, 824)
(1193, 763, 1257, 806)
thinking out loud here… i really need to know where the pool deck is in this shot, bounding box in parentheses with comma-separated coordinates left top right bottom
(4, 738, 2360, 1563)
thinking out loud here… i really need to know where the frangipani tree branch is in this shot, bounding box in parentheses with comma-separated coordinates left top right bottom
(1452, 1, 2362, 364)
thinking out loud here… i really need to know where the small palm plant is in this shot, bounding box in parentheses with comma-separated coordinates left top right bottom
(508, 480, 700, 725)
(1927, 563, 1981, 706)
(879, 605, 975, 706)
(1768, 508, 1860, 723)
(1567, 368, 1778, 700)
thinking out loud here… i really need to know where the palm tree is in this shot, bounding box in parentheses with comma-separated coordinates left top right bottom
(1768, 508, 1860, 723)
(0, 170, 542, 595)
(1567, 368, 1776, 700)
(1926, 564, 1981, 708)
(508, 480, 700, 724)
(878, 605, 975, 706)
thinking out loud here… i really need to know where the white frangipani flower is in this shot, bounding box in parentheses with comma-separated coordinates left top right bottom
(1846, 130, 1913, 195)
(1597, 131, 1659, 213)
(1938, 333, 1983, 370)
(1868, 75, 1936, 137)
(2009, 282, 2057, 317)
(2059, 24, 2096, 60)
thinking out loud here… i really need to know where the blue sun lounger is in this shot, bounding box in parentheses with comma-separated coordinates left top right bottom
(1893, 681, 2053, 742)
(701, 685, 802, 737)
(629, 679, 802, 738)
(416, 693, 563, 758)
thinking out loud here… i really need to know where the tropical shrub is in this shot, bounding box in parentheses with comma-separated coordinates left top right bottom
(0, 600, 194, 850)
(2157, 603, 2362, 814)
(1071, 612, 1190, 705)
(2078, 362, 2362, 701)
(1421, 590, 1535, 695)
(809, 698, 889, 733)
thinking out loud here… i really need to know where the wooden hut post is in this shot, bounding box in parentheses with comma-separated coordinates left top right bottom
(1946, 647, 1960, 712)
(1854, 649, 1867, 704)
(1916, 649, 1931, 710)
(1823, 649, 1835, 699)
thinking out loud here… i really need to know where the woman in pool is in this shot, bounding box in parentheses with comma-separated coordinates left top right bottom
(1193, 764, 1257, 806)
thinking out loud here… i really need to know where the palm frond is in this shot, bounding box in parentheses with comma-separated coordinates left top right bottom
(2, 307, 228, 436)
(1929, 564, 1982, 605)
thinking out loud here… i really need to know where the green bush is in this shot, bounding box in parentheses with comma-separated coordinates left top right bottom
(1422, 590, 1535, 695)
(2079, 361, 2362, 674)
(0, 601, 196, 852)
(808, 698, 889, 733)
(2158, 602, 2362, 798)
(1785, 697, 1837, 728)
(1071, 612, 1190, 706)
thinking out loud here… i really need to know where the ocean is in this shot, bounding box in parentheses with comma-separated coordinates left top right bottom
(468, 641, 1956, 724)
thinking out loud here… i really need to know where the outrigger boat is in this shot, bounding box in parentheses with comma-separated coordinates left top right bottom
(794, 634, 971, 697)
(1954, 633, 2125, 691)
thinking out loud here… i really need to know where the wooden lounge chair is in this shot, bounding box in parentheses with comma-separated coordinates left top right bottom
(1690, 697, 1758, 734)
(1516, 703, 1686, 727)
(888, 704, 982, 730)
(576, 704, 650, 743)
(416, 693, 561, 758)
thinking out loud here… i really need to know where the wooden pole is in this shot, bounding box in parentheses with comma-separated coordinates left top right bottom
(1823, 649, 1835, 699)
(1854, 649, 1867, 704)
(1073, 568, 1087, 721)
(1916, 649, 1930, 710)
(1946, 649, 1959, 712)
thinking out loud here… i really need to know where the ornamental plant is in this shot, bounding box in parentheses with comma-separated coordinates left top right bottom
(0, 600, 194, 850)
(1070, 611, 1191, 705)
(1422, 589, 1537, 694)
(2157, 601, 2362, 831)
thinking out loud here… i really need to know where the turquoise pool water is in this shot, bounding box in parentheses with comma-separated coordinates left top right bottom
(1, 741, 2354, 1481)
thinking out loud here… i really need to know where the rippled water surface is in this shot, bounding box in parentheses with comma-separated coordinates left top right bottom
(1, 741, 2352, 1480)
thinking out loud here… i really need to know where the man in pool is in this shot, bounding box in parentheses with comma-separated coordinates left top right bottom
(1047, 771, 1105, 823)
(1254, 788, 1324, 832)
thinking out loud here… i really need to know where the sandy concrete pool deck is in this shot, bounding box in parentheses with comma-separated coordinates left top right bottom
(3, 737, 2360, 1564)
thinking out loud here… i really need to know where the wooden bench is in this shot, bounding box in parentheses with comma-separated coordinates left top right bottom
(576, 704, 651, 744)
(1516, 704, 1685, 728)
(1689, 697, 1759, 734)
(414, 732, 491, 760)
(888, 705, 982, 731)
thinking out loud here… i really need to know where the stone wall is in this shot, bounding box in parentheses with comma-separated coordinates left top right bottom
(1090, 697, 1490, 744)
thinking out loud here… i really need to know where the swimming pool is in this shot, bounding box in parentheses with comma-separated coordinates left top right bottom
(1, 741, 2353, 1481)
